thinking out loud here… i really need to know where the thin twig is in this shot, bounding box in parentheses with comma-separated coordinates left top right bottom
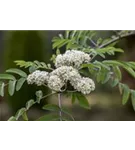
(90, 39, 98, 47)
(89, 31, 135, 61)
(67, 90, 77, 93)
(99, 31, 135, 49)
(41, 92, 56, 100)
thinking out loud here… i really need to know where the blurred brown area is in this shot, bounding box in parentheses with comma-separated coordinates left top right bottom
(1, 30, 135, 121)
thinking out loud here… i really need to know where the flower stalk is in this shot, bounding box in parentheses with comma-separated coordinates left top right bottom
(58, 93, 62, 121)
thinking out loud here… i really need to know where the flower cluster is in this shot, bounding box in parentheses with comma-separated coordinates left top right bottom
(27, 70, 49, 86)
(48, 75, 65, 92)
(50, 66, 81, 82)
(27, 50, 95, 94)
(73, 77, 95, 95)
(55, 50, 91, 68)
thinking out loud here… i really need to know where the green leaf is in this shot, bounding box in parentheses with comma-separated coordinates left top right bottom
(62, 108, 75, 121)
(0, 82, 5, 97)
(131, 90, 135, 111)
(107, 41, 118, 47)
(103, 60, 135, 78)
(111, 78, 119, 87)
(96, 71, 102, 83)
(22, 112, 28, 121)
(70, 30, 77, 39)
(52, 39, 69, 49)
(94, 61, 110, 70)
(36, 90, 43, 103)
(56, 49, 60, 55)
(113, 66, 122, 81)
(16, 78, 26, 91)
(98, 53, 106, 58)
(76, 93, 90, 109)
(6, 68, 27, 78)
(118, 83, 123, 95)
(8, 116, 17, 121)
(71, 93, 76, 104)
(52, 37, 60, 42)
(15, 108, 26, 120)
(42, 104, 60, 111)
(128, 62, 135, 70)
(47, 64, 51, 69)
(102, 72, 111, 84)
(29, 66, 37, 73)
(100, 68, 109, 84)
(81, 63, 97, 69)
(65, 30, 70, 39)
(14, 60, 33, 68)
(0, 74, 16, 80)
(122, 84, 130, 105)
(61, 117, 72, 121)
(96, 47, 124, 55)
(37, 114, 60, 121)
(97, 38, 103, 45)
(40, 62, 48, 69)
(26, 99, 35, 110)
(8, 80, 16, 96)
(34, 60, 42, 67)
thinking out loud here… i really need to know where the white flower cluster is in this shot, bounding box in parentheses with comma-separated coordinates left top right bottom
(55, 50, 91, 68)
(27, 70, 49, 86)
(50, 66, 81, 82)
(73, 77, 95, 95)
(48, 75, 64, 92)
(27, 50, 95, 94)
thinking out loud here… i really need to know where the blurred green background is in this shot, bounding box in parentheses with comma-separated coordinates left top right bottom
(1, 30, 135, 121)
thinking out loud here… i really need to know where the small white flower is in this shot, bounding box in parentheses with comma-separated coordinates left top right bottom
(48, 75, 65, 92)
(55, 50, 91, 68)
